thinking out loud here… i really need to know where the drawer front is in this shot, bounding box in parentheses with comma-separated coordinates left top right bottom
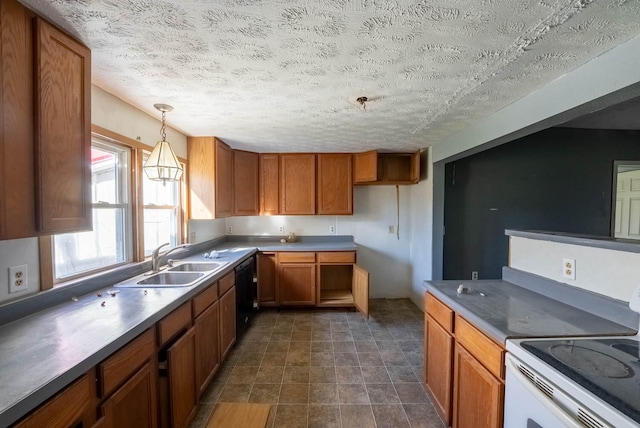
(157, 302, 191, 346)
(219, 271, 235, 296)
(192, 282, 218, 318)
(99, 328, 155, 397)
(14, 374, 92, 428)
(425, 293, 454, 333)
(455, 315, 504, 380)
(278, 252, 316, 263)
(317, 252, 355, 263)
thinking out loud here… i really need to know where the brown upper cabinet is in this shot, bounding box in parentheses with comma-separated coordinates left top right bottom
(1, 0, 92, 238)
(260, 153, 279, 215)
(317, 153, 353, 215)
(0, 0, 36, 240)
(187, 139, 419, 220)
(280, 153, 316, 215)
(233, 150, 259, 216)
(354, 150, 420, 185)
(35, 17, 92, 233)
(187, 137, 234, 219)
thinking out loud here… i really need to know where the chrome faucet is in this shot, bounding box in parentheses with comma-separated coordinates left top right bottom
(150, 242, 191, 273)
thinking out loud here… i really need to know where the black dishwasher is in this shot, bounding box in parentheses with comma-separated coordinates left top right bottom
(235, 257, 256, 340)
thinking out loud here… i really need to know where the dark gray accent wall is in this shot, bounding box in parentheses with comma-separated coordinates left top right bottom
(443, 127, 640, 280)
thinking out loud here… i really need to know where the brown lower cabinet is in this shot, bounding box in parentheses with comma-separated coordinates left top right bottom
(257, 252, 277, 306)
(161, 327, 197, 428)
(452, 344, 504, 428)
(97, 328, 157, 428)
(279, 259, 316, 305)
(194, 301, 220, 395)
(424, 292, 505, 428)
(257, 251, 369, 317)
(101, 361, 157, 428)
(13, 375, 93, 428)
(11, 270, 238, 428)
(219, 285, 236, 361)
(425, 312, 454, 424)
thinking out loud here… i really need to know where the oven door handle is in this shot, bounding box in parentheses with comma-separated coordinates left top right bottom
(506, 355, 585, 428)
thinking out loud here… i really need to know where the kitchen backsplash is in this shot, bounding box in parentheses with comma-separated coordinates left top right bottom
(0, 238, 40, 303)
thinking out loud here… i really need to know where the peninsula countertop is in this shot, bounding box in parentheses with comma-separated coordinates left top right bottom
(0, 236, 358, 427)
(425, 278, 637, 345)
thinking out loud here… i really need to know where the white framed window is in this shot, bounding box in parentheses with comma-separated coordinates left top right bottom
(41, 128, 187, 288)
(53, 139, 132, 279)
(142, 152, 181, 257)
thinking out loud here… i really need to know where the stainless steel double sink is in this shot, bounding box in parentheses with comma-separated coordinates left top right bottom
(115, 261, 229, 288)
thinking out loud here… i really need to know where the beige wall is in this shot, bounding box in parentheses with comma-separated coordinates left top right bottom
(92, 86, 188, 158)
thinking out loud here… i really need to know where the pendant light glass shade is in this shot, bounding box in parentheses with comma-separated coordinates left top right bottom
(144, 140, 183, 181)
(143, 104, 183, 184)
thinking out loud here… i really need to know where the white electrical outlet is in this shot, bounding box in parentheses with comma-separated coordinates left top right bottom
(329, 225, 336, 234)
(8, 265, 28, 294)
(562, 258, 576, 280)
(279, 225, 284, 233)
(472, 271, 478, 280)
(227, 225, 233, 234)
(189, 231, 196, 243)
(388, 225, 394, 234)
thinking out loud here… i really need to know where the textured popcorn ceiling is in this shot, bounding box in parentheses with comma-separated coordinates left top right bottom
(20, 0, 640, 153)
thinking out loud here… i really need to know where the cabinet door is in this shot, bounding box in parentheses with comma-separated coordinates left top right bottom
(233, 150, 259, 216)
(187, 136, 215, 219)
(352, 264, 369, 317)
(452, 344, 504, 428)
(260, 153, 279, 215)
(280, 153, 316, 215)
(425, 314, 454, 425)
(15, 375, 93, 428)
(98, 328, 155, 398)
(195, 300, 220, 396)
(0, 0, 37, 240)
(102, 362, 157, 428)
(187, 137, 233, 219)
(167, 327, 198, 428)
(219, 286, 236, 360)
(215, 139, 234, 218)
(257, 252, 277, 305)
(279, 263, 316, 305)
(317, 153, 353, 215)
(35, 17, 91, 233)
(353, 150, 378, 183)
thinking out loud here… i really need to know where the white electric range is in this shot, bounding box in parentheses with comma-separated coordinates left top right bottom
(504, 287, 640, 428)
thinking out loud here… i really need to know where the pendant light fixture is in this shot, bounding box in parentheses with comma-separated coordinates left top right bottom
(143, 103, 183, 185)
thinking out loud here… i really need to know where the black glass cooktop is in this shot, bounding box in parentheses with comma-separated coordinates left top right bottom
(521, 338, 640, 424)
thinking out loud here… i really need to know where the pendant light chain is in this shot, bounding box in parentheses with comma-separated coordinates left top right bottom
(160, 110, 167, 142)
(143, 103, 183, 183)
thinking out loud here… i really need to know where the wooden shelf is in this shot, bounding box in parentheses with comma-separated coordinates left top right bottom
(319, 289, 353, 306)
(354, 150, 420, 185)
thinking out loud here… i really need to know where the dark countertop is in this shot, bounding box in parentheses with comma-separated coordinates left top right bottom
(506, 229, 640, 254)
(426, 279, 637, 345)
(0, 247, 253, 428)
(0, 236, 357, 427)
(225, 235, 358, 252)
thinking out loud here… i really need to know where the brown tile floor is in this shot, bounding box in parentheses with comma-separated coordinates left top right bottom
(189, 299, 445, 428)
